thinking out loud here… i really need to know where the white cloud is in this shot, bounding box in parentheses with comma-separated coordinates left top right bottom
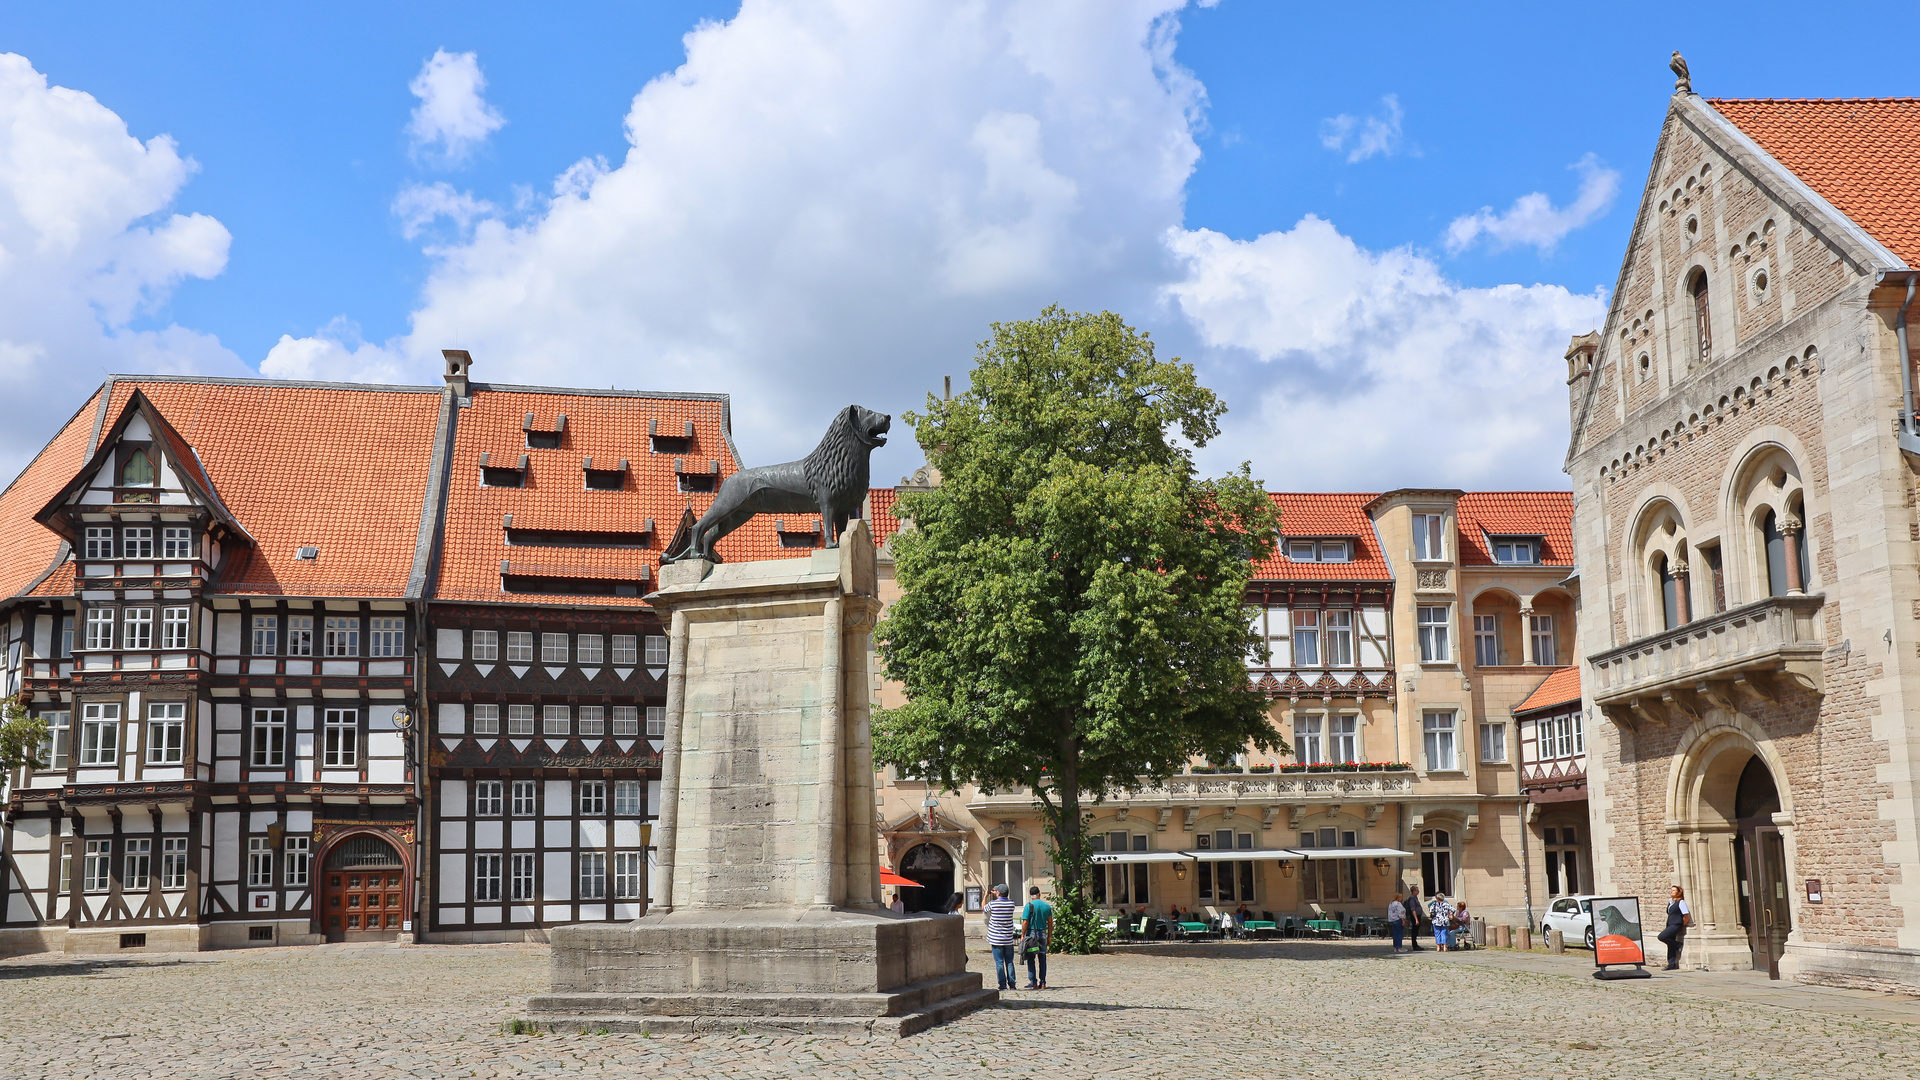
(260, 318, 406, 384)
(393, 181, 496, 240)
(0, 51, 243, 484)
(1446, 153, 1621, 254)
(1319, 94, 1404, 163)
(1164, 217, 1606, 488)
(277, 0, 1206, 477)
(406, 49, 506, 166)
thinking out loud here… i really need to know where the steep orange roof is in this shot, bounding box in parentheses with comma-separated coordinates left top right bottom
(434, 387, 809, 607)
(1456, 491, 1575, 567)
(1708, 98, 1920, 267)
(866, 487, 900, 544)
(1258, 493, 1391, 582)
(1515, 665, 1581, 714)
(0, 389, 101, 600)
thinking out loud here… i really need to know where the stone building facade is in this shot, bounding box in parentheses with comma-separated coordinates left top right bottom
(874, 486, 1580, 934)
(1565, 88, 1920, 990)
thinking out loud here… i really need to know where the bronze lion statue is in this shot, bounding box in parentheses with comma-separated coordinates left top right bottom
(674, 404, 890, 562)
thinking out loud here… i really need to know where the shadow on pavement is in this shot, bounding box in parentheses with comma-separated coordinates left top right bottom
(993, 998, 1192, 1012)
(1111, 940, 1405, 961)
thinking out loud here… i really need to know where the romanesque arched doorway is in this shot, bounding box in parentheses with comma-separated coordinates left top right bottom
(1673, 731, 1793, 972)
(897, 843, 954, 914)
(319, 833, 408, 942)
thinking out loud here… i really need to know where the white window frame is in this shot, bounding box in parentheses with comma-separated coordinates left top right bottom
(542, 705, 570, 736)
(471, 630, 499, 661)
(122, 526, 154, 559)
(83, 839, 111, 892)
(1473, 613, 1498, 667)
(1417, 605, 1451, 663)
(79, 703, 120, 765)
(645, 706, 666, 737)
(1413, 513, 1446, 561)
(471, 704, 500, 735)
(84, 526, 114, 560)
(611, 706, 640, 736)
(84, 609, 114, 651)
(251, 614, 278, 656)
(576, 634, 604, 665)
(1529, 614, 1556, 666)
(323, 708, 358, 767)
(1292, 609, 1320, 667)
(614, 780, 643, 815)
(510, 853, 536, 901)
(38, 710, 70, 770)
(611, 635, 638, 665)
(475, 780, 503, 816)
(577, 705, 604, 736)
(160, 837, 188, 889)
(474, 853, 503, 902)
(161, 606, 190, 650)
(579, 852, 607, 900)
(579, 780, 606, 815)
(286, 615, 314, 656)
(1423, 710, 1458, 772)
(506, 632, 535, 663)
(123, 608, 153, 650)
(644, 635, 668, 666)
(250, 708, 288, 768)
(510, 780, 536, 816)
(1494, 538, 1535, 564)
(146, 701, 185, 764)
(247, 837, 274, 888)
(989, 836, 1025, 900)
(368, 617, 404, 658)
(323, 617, 359, 657)
(1479, 721, 1507, 764)
(284, 836, 310, 887)
(123, 838, 151, 891)
(541, 633, 569, 664)
(507, 705, 535, 735)
(615, 852, 643, 899)
(1293, 713, 1323, 765)
(161, 526, 192, 559)
(1328, 713, 1358, 763)
(1323, 609, 1353, 666)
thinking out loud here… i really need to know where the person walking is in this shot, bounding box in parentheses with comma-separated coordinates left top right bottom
(985, 883, 1020, 990)
(1658, 884, 1692, 970)
(1404, 883, 1425, 950)
(1019, 885, 1053, 989)
(1388, 892, 1407, 952)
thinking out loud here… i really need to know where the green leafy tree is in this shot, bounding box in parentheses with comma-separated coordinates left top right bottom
(873, 307, 1285, 952)
(0, 694, 49, 774)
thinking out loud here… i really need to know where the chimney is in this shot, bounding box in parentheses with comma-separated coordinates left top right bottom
(443, 349, 473, 396)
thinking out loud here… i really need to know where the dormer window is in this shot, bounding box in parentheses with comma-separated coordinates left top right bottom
(479, 452, 528, 488)
(675, 456, 719, 494)
(650, 419, 694, 455)
(776, 518, 822, 549)
(582, 457, 628, 492)
(1285, 539, 1350, 563)
(1491, 537, 1538, 565)
(523, 413, 567, 450)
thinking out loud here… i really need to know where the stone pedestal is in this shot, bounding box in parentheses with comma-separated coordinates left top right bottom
(529, 521, 993, 1036)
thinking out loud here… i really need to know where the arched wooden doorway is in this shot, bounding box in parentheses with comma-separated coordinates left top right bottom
(1672, 729, 1794, 973)
(319, 833, 408, 942)
(897, 843, 954, 913)
(1731, 757, 1791, 973)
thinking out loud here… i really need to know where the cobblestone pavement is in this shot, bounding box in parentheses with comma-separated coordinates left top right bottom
(5, 939, 1919, 1079)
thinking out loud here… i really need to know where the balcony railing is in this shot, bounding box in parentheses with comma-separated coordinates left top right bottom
(1588, 593, 1825, 725)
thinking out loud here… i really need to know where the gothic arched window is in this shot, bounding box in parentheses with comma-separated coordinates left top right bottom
(1690, 270, 1712, 361)
(120, 448, 155, 487)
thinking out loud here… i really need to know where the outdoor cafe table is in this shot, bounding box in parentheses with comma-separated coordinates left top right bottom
(1243, 919, 1278, 939)
(1305, 919, 1341, 935)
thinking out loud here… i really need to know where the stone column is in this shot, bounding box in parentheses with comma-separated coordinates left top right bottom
(1672, 559, 1692, 624)
(1519, 604, 1535, 665)
(649, 605, 693, 915)
(1779, 513, 1804, 594)
(813, 595, 844, 908)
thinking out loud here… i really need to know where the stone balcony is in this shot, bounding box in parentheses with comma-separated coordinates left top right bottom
(967, 771, 1417, 832)
(1588, 593, 1825, 725)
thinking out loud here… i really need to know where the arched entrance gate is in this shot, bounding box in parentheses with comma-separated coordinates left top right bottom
(1672, 730, 1793, 973)
(318, 833, 410, 942)
(897, 843, 954, 913)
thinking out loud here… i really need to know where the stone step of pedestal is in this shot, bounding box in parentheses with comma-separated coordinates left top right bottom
(530, 987, 1001, 1038)
(529, 971, 983, 1019)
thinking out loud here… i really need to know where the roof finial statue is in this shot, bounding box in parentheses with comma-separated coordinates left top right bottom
(1670, 51, 1692, 95)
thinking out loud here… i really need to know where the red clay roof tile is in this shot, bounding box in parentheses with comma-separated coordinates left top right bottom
(1456, 491, 1575, 567)
(1708, 98, 1920, 267)
(0, 388, 101, 600)
(1258, 493, 1391, 582)
(1514, 665, 1581, 714)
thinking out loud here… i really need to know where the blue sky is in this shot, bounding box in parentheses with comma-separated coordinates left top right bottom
(1, 1, 1912, 489)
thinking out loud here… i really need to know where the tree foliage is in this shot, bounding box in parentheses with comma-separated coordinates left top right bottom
(0, 694, 49, 775)
(873, 307, 1284, 950)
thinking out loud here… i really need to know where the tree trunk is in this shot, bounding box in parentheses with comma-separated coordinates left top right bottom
(1056, 722, 1082, 899)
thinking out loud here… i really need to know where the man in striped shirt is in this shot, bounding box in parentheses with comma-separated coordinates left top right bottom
(984, 883, 1020, 990)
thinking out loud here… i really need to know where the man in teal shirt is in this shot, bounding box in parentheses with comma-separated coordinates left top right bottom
(1019, 885, 1054, 990)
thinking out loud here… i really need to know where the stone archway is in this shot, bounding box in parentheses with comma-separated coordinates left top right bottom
(1669, 725, 1794, 972)
(897, 843, 955, 914)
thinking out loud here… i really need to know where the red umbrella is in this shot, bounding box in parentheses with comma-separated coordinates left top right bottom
(879, 869, 921, 887)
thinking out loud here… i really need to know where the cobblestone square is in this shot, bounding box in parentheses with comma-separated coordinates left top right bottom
(5, 939, 1919, 1079)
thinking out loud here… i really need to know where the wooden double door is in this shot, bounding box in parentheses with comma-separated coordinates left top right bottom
(321, 835, 408, 942)
(1736, 824, 1792, 975)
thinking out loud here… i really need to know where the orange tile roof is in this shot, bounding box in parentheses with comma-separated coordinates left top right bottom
(1456, 491, 1574, 567)
(434, 387, 811, 607)
(866, 487, 900, 544)
(1708, 98, 1920, 267)
(1514, 665, 1581, 714)
(0, 389, 101, 600)
(1257, 493, 1391, 582)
